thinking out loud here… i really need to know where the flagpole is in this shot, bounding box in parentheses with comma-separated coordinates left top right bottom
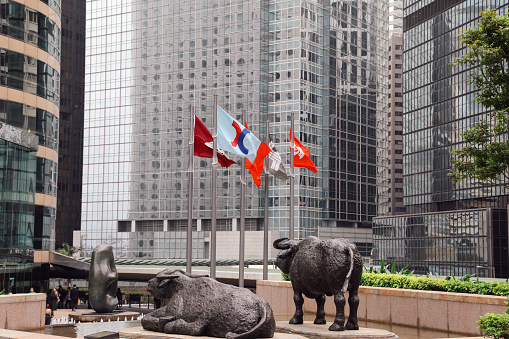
(263, 118, 269, 280)
(187, 105, 194, 273)
(239, 110, 246, 288)
(290, 111, 295, 240)
(211, 95, 218, 279)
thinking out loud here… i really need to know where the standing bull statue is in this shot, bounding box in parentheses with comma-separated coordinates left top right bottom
(141, 268, 275, 339)
(273, 236, 363, 331)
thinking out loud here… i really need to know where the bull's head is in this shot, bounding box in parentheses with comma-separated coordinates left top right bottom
(147, 268, 208, 299)
(273, 238, 300, 274)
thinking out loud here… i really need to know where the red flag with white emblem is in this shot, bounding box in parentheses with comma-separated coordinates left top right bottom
(293, 136, 317, 173)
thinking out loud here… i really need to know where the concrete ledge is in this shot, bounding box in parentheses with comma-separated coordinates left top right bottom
(0, 328, 70, 339)
(276, 321, 398, 339)
(257, 280, 506, 336)
(119, 327, 307, 339)
(0, 293, 46, 331)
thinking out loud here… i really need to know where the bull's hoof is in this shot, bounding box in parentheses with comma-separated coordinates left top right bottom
(289, 317, 303, 324)
(328, 323, 345, 331)
(345, 322, 359, 330)
(314, 318, 327, 325)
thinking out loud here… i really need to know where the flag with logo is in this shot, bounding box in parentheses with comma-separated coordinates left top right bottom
(267, 137, 288, 181)
(217, 106, 271, 186)
(293, 134, 317, 173)
(194, 115, 236, 168)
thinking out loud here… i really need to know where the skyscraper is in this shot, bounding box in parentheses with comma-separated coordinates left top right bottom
(55, 0, 86, 249)
(0, 0, 61, 291)
(373, 1, 509, 277)
(82, 0, 388, 259)
(387, 0, 404, 215)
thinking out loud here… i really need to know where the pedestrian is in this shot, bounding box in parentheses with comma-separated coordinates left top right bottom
(69, 284, 80, 312)
(64, 287, 71, 308)
(57, 285, 64, 309)
(48, 288, 58, 315)
(29, 287, 36, 294)
(116, 288, 123, 308)
(45, 308, 52, 325)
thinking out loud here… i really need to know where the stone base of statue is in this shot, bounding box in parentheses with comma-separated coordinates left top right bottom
(119, 327, 307, 339)
(118, 325, 397, 339)
(276, 321, 398, 339)
(69, 310, 141, 322)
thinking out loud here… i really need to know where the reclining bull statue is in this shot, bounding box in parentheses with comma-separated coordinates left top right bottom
(273, 236, 363, 331)
(141, 268, 275, 339)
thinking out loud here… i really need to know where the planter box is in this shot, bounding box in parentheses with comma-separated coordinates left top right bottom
(0, 293, 46, 331)
(257, 280, 507, 336)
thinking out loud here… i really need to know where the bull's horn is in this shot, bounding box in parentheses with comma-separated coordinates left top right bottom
(273, 237, 290, 249)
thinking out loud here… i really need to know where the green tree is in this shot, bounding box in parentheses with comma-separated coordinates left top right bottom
(56, 242, 82, 257)
(449, 10, 509, 189)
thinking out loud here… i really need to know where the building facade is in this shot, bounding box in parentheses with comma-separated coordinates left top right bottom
(82, 0, 388, 259)
(387, 0, 405, 215)
(0, 120, 40, 293)
(55, 0, 86, 249)
(0, 0, 61, 290)
(373, 0, 509, 277)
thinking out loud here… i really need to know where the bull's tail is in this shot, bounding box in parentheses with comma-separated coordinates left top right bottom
(225, 299, 274, 339)
(341, 244, 355, 293)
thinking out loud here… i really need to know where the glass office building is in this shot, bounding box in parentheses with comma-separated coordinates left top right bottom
(0, 123, 39, 293)
(0, 0, 61, 290)
(56, 0, 86, 249)
(83, 0, 388, 258)
(373, 0, 509, 277)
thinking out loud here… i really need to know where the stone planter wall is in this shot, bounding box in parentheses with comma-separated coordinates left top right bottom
(257, 280, 507, 336)
(0, 293, 46, 331)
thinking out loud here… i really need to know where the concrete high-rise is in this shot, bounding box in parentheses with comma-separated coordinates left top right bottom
(0, 0, 61, 291)
(373, 1, 509, 277)
(387, 0, 404, 215)
(82, 0, 388, 259)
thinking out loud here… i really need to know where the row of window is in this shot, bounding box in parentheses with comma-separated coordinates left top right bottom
(0, 0, 61, 59)
(0, 49, 60, 105)
(0, 99, 58, 151)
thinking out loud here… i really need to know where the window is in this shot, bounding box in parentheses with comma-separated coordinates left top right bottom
(395, 64, 402, 69)
(395, 83, 402, 88)
(395, 73, 402, 78)
(395, 45, 402, 50)
(395, 54, 402, 59)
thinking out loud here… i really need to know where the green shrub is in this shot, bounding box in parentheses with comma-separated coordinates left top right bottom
(361, 273, 509, 296)
(282, 273, 290, 281)
(477, 313, 509, 338)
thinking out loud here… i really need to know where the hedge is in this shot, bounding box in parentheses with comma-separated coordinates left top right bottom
(477, 313, 509, 338)
(361, 273, 509, 296)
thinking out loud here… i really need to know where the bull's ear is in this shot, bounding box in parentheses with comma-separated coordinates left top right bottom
(273, 238, 300, 250)
(155, 268, 184, 281)
(273, 238, 290, 249)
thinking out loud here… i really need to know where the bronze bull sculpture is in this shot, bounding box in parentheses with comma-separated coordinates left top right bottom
(141, 268, 275, 338)
(273, 236, 363, 331)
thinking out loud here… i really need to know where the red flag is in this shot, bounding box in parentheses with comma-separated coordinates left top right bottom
(293, 135, 317, 173)
(244, 123, 271, 187)
(194, 115, 236, 168)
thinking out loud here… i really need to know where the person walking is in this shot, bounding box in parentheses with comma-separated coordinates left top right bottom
(116, 288, 123, 309)
(64, 287, 71, 308)
(48, 288, 58, 315)
(57, 285, 64, 309)
(69, 285, 80, 312)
